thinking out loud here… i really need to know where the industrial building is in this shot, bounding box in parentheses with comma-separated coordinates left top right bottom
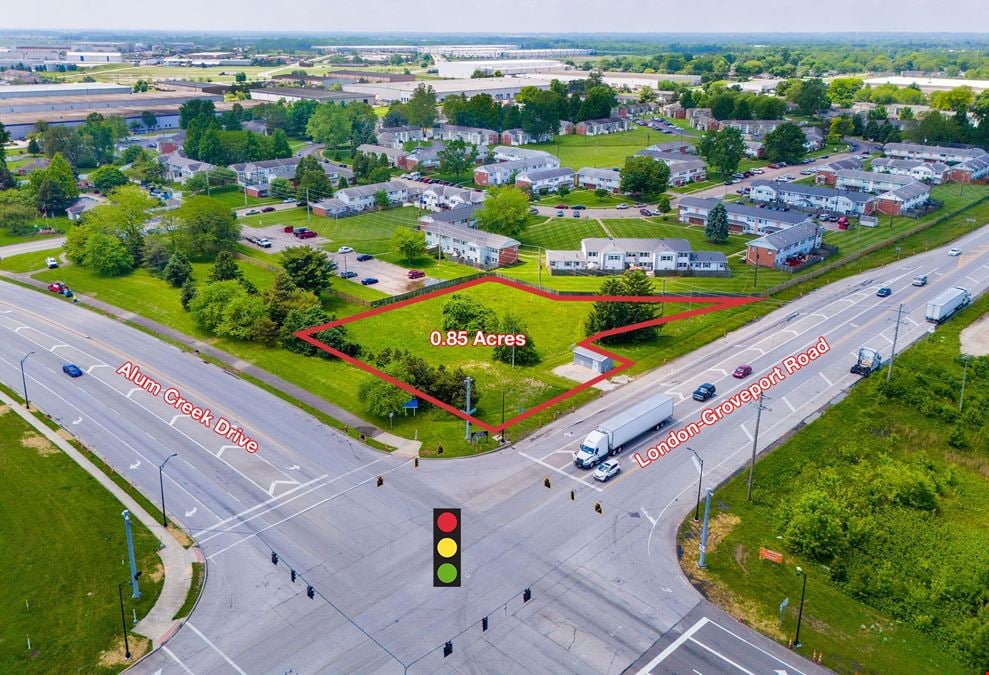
(436, 59, 564, 79)
(341, 77, 548, 103)
(248, 87, 375, 105)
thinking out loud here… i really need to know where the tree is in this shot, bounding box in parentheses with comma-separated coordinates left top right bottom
(794, 78, 829, 116)
(280, 246, 336, 294)
(83, 232, 134, 276)
(392, 227, 426, 262)
(132, 79, 150, 93)
(783, 489, 847, 563)
(234, 72, 247, 83)
(142, 234, 172, 275)
(141, 110, 157, 130)
(264, 271, 319, 325)
(476, 186, 530, 239)
(709, 94, 736, 120)
(29, 153, 78, 215)
(405, 84, 438, 128)
(638, 85, 656, 103)
(619, 155, 670, 199)
(179, 99, 216, 129)
(359, 362, 413, 418)
(584, 278, 629, 342)
(0, 203, 36, 236)
(189, 280, 247, 333)
(576, 85, 617, 122)
(441, 294, 498, 332)
(305, 102, 351, 149)
(180, 278, 197, 310)
(827, 77, 864, 107)
(374, 190, 390, 208)
(657, 194, 671, 213)
(90, 165, 129, 194)
(437, 139, 476, 180)
(828, 116, 855, 144)
(174, 196, 240, 259)
(270, 129, 292, 157)
(763, 122, 807, 164)
(163, 251, 193, 287)
(209, 250, 242, 282)
(26, 137, 40, 155)
(709, 127, 745, 177)
(705, 202, 729, 243)
(492, 314, 538, 365)
(295, 157, 332, 202)
(216, 293, 268, 340)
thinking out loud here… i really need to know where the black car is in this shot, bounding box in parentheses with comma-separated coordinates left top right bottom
(692, 383, 716, 401)
(355, 254, 374, 262)
(340, 271, 358, 279)
(571, 205, 586, 210)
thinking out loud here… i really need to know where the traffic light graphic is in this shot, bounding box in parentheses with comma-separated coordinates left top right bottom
(433, 508, 461, 587)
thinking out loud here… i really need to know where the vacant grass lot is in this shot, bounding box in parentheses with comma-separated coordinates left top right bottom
(522, 127, 689, 170)
(679, 296, 989, 674)
(309, 207, 425, 255)
(0, 216, 70, 248)
(536, 189, 627, 207)
(0, 250, 61, 274)
(203, 185, 281, 210)
(0, 406, 164, 673)
(519, 218, 608, 250)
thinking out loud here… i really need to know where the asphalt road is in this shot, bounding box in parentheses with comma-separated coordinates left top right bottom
(0, 235, 66, 258)
(1, 220, 986, 674)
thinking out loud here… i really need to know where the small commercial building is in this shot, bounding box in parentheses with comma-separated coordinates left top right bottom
(342, 77, 548, 103)
(572, 346, 614, 374)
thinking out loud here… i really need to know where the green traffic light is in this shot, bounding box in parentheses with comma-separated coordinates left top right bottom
(437, 563, 458, 584)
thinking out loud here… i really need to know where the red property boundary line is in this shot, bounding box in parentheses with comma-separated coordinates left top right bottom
(294, 276, 761, 434)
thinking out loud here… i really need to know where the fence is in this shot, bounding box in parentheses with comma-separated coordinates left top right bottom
(764, 193, 989, 296)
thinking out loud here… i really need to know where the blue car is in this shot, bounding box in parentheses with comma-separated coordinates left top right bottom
(360, 277, 379, 285)
(355, 254, 374, 262)
(62, 363, 83, 378)
(340, 271, 358, 279)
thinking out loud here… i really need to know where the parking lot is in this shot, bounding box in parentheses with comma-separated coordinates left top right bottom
(241, 225, 330, 253)
(326, 250, 436, 296)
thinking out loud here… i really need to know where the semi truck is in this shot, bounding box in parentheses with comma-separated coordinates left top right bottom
(850, 347, 883, 376)
(926, 287, 972, 324)
(573, 393, 674, 469)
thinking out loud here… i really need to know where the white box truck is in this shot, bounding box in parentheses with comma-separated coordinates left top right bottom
(574, 393, 674, 469)
(926, 287, 971, 324)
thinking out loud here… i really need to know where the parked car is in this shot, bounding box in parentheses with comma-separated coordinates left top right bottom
(556, 210, 565, 217)
(282, 198, 295, 203)
(256, 238, 272, 248)
(572, 210, 581, 218)
(912, 275, 928, 287)
(948, 247, 962, 256)
(528, 207, 539, 215)
(877, 287, 892, 297)
(360, 277, 379, 285)
(337, 246, 354, 254)
(407, 269, 426, 279)
(692, 383, 716, 401)
(340, 271, 358, 279)
(261, 206, 276, 213)
(45, 256, 58, 269)
(639, 208, 651, 216)
(593, 459, 621, 482)
(616, 203, 629, 210)
(732, 365, 753, 378)
(246, 209, 260, 215)
(571, 204, 586, 210)
(62, 363, 83, 378)
(554, 204, 569, 209)
(293, 228, 316, 239)
(633, 202, 646, 208)
(356, 254, 374, 262)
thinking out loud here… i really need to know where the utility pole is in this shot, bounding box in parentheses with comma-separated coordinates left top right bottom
(753, 249, 759, 288)
(19, 351, 35, 409)
(959, 354, 971, 412)
(158, 453, 177, 528)
(688, 447, 704, 522)
(306, 188, 311, 226)
(698, 488, 712, 569)
(243, 183, 247, 208)
(122, 510, 141, 599)
(747, 392, 769, 502)
(464, 376, 473, 441)
(888, 303, 905, 382)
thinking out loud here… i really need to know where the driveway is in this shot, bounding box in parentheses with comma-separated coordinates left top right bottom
(327, 250, 436, 296)
(233, 202, 299, 218)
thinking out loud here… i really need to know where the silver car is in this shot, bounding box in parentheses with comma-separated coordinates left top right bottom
(593, 459, 621, 482)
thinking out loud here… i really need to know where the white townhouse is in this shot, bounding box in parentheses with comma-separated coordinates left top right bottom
(545, 238, 728, 274)
(515, 167, 575, 193)
(576, 167, 622, 193)
(334, 180, 409, 211)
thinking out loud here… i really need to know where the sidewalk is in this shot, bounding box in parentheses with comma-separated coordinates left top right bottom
(0, 389, 198, 648)
(3, 270, 382, 437)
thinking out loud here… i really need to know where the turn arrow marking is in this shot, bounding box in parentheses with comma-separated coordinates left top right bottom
(71, 417, 82, 425)
(129, 460, 141, 470)
(185, 507, 197, 518)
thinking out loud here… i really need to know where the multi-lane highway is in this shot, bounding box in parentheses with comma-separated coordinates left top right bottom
(1, 221, 986, 674)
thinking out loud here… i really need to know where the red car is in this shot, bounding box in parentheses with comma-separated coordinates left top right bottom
(732, 364, 753, 378)
(261, 206, 276, 213)
(407, 270, 426, 279)
(293, 227, 316, 239)
(47, 282, 67, 293)
(554, 204, 570, 209)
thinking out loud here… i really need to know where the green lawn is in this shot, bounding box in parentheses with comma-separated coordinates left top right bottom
(0, 216, 70, 248)
(203, 185, 281, 210)
(523, 126, 690, 170)
(376, 251, 478, 281)
(0, 250, 60, 274)
(536, 189, 627, 207)
(309, 207, 425, 255)
(518, 218, 608, 250)
(0, 404, 164, 672)
(679, 295, 989, 674)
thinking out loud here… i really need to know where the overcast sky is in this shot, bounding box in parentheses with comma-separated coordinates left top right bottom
(8, 0, 989, 33)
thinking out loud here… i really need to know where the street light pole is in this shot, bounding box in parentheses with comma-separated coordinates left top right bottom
(117, 581, 132, 660)
(688, 446, 703, 522)
(158, 453, 177, 528)
(19, 351, 35, 409)
(959, 355, 971, 412)
(464, 376, 473, 441)
(888, 303, 905, 383)
(793, 566, 808, 648)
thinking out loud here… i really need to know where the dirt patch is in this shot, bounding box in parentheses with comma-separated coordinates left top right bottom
(734, 543, 749, 572)
(21, 432, 57, 456)
(56, 429, 74, 441)
(97, 636, 149, 666)
(960, 312, 989, 357)
(0, 403, 9, 415)
(145, 559, 165, 584)
(946, 451, 989, 478)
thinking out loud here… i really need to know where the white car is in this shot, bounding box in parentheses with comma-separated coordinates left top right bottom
(593, 459, 621, 482)
(616, 203, 629, 210)
(45, 256, 59, 269)
(282, 198, 295, 203)
(337, 246, 354, 254)
(948, 247, 962, 256)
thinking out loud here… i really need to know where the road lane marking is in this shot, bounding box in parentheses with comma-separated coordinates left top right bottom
(185, 622, 246, 675)
(706, 620, 809, 674)
(635, 616, 709, 673)
(819, 372, 833, 387)
(782, 397, 796, 413)
(688, 637, 756, 675)
(161, 646, 195, 675)
(517, 451, 603, 492)
(267, 480, 297, 496)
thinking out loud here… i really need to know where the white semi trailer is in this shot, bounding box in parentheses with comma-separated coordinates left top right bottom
(573, 393, 675, 469)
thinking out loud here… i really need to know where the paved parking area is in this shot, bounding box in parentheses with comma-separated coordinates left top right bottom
(326, 251, 437, 296)
(242, 225, 330, 253)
